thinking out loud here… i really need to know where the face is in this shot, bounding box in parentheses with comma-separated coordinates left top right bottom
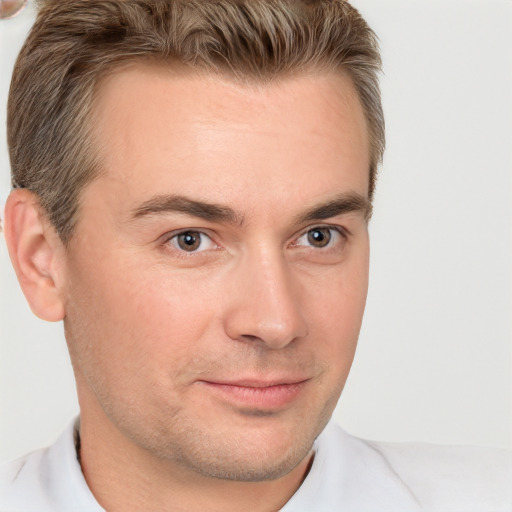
(62, 65, 370, 481)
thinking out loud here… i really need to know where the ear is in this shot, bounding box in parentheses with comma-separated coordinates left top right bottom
(4, 189, 66, 322)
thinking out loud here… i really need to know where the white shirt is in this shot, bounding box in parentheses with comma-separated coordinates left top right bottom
(1, 419, 511, 511)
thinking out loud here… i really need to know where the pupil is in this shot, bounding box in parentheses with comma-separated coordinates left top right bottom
(308, 228, 331, 247)
(178, 232, 200, 251)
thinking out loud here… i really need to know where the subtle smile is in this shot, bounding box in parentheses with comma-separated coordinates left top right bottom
(198, 379, 310, 410)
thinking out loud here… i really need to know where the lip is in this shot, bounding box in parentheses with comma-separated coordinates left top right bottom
(198, 378, 309, 410)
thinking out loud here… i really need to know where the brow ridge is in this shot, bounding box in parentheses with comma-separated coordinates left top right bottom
(132, 194, 242, 225)
(296, 193, 372, 224)
(131, 192, 371, 226)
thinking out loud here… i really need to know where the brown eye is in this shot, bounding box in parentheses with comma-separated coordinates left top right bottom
(168, 230, 217, 254)
(177, 231, 202, 252)
(307, 228, 332, 248)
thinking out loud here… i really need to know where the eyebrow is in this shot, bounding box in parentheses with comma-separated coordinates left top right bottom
(131, 194, 243, 225)
(295, 193, 372, 224)
(131, 192, 372, 226)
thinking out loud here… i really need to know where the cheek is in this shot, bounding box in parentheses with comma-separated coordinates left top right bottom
(306, 252, 369, 363)
(65, 255, 220, 388)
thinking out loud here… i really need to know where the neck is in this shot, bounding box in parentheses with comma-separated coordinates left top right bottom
(77, 410, 313, 512)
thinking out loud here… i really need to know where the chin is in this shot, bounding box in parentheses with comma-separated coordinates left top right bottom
(158, 412, 325, 482)
(184, 437, 313, 482)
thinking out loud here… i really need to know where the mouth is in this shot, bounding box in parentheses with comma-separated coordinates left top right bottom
(197, 378, 310, 410)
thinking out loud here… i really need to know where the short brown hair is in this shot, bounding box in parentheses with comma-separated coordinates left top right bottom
(8, 0, 384, 242)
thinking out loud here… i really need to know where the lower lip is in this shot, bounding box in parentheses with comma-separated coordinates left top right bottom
(200, 381, 307, 410)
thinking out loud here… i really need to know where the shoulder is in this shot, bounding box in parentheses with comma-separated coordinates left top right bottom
(365, 437, 512, 512)
(0, 419, 103, 512)
(319, 423, 512, 512)
(0, 447, 55, 511)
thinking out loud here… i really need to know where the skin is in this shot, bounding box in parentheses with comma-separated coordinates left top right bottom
(6, 65, 371, 511)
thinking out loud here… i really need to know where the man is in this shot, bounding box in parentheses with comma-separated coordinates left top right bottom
(1, 1, 510, 511)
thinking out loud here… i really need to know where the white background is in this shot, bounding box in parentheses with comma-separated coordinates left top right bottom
(1, 0, 511, 462)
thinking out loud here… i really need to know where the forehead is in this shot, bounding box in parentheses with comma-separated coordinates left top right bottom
(88, 63, 370, 213)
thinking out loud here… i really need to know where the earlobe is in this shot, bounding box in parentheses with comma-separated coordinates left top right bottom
(4, 189, 66, 322)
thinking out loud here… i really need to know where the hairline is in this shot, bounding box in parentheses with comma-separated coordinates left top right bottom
(75, 59, 373, 246)
(9, 1, 384, 245)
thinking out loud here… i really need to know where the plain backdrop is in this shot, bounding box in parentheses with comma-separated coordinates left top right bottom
(1, 0, 511, 462)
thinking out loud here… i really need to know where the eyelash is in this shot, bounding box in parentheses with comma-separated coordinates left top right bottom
(163, 229, 220, 256)
(162, 224, 349, 256)
(291, 225, 349, 250)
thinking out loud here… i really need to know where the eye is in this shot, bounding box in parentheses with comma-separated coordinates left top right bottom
(294, 226, 344, 249)
(306, 228, 331, 248)
(168, 230, 216, 253)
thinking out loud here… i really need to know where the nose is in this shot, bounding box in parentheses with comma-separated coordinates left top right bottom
(223, 248, 308, 349)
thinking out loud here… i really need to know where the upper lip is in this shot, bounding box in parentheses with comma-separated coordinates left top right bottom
(199, 377, 310, 388)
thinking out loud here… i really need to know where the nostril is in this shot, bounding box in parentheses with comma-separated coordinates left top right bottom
(0, 0, 28, 20)
(240, 335, 261, 343)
